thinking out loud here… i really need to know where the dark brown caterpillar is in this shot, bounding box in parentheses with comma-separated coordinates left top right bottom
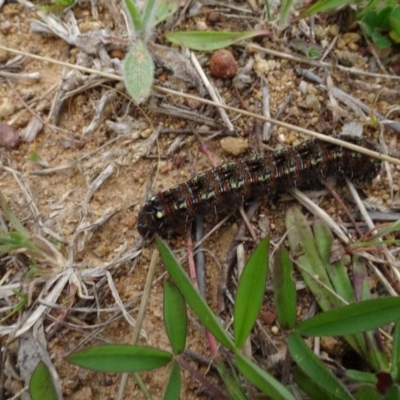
(138, 135, 381, 238)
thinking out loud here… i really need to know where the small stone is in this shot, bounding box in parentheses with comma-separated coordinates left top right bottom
(109, 49, 125, 59)
(140, 128, 152, 138)
(207, 11, 221, 23)
(79, 21, 103, 33)
(220, 137, 248, 156)
(305, 93, 321, 111)
(209, 49, 237, 79)
(195, 20, 208, 31)
(0, 124, 20, 149)
(342, 32, 361, 44)
(0, 97, 15, 118)
(271, 325, 279, 335)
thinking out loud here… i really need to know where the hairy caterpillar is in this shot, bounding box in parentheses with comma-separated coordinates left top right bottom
(138, 136, 381, 238)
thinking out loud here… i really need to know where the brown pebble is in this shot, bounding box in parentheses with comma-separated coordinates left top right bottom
(207, 11, 221, 23)
(209, 49, 237, 79)
(0, 123, 20, 149)
(109, 49, 125, 60)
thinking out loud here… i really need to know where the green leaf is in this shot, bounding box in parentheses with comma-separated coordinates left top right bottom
(124, 0, 144, 34)
(29, 362, 58, 400)
(65, 345, 172, 372)
(123, 39, 154, 103)
(356, 0, 382, 20)
(216, 361, 247, 400)
(345, 369, 378, 384)
(385, 385, 400, 400)
(156, 237, 235, 350)
(155, 0, 179, 25)
(300, 0, 351, 18)
(165, 30, 268, 51)
(293, 366, 339, 400)
(273, 247, 296, 330)
(297, 297, 400, 337)
(163, 361, 181, 400)
(235, 352, 295, 400)
(353, 385, 381, 400)
(164, 280, 187, 355)
(234, 236, 269, 349)
(288, 332, 353, 400)
(141, 0, 160, 38)
(391, 319, 400, 378)
(285, 208, 339, 311)
(279, 0, 294, 26)
(390, 6, 400, 37)
(0, 191, 29, 236)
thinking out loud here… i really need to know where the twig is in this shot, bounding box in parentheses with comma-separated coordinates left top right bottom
(247, 43, 400, 81)
(190, 52, 234, 132)
(0, 44, 398, 165)
(296, 67, 400, 135)
(261, 76, 271, 141)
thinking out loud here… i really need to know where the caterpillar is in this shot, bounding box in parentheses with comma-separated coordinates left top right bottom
(137, 135, 381, 238)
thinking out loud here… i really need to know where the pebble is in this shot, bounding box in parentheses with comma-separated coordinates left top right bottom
(220, 137, 248, 156)
(0, 123, 20, 149)
(0, 97, 15, 118)
(210, 49, 237, 79)
(140, 128, 152, 139)
(305, 93, 321, 111)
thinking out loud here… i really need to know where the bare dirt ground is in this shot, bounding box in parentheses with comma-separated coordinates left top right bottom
(1, 1, 400, 399)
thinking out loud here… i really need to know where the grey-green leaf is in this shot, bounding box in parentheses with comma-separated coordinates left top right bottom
(123, 39, 154, 103)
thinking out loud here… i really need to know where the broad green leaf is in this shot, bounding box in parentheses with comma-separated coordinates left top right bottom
(300, 0, 351, 18)
(29, 361, 58, 400)
(235, 352, 295, 400)
(297, 297, 400, 337)
(354, 385, 381, 400)
(390, 6, 400, 37)
(234, 236, 269, 349)
(123, 39, 154, 103)
(385, 385, 400, 400)
(345, 369, 378, 384)
(285, 208, 339, 311)
(163, 361, 181, 400)
(166, 30, 268, 51)
(288, 332, 353, 400)
(293, 366, 338, 400)
(156, 237, 235, 350)
(356, 0, 382, 20)
(164, 280, 187, 354)
(66, 345, 172, 372)
(273, 247, 296, 330)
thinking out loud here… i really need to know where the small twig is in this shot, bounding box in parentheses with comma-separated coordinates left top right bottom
(247, 43, 400, 81)
(190, 52, 234, 132)
(323, 180, 363, 237)
(261, 76, 271, 141)
(296, 67, 400, 135)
